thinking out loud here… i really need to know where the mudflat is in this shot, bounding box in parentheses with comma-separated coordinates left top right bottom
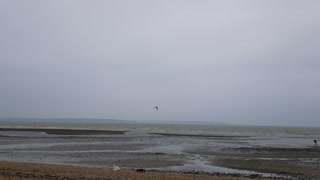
(0, 126, 319, 179)
(210, 146, 320, 179)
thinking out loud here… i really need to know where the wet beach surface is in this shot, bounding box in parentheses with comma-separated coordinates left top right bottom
(0, 124, 319, 179)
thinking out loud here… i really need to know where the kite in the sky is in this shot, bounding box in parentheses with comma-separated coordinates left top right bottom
(154, 106, 159, 110)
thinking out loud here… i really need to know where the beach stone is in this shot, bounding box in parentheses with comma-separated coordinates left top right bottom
(112, 165, 120, 171)
(136, 168, 146, 173)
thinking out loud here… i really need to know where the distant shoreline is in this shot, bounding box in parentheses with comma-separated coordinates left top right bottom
(0, 118, 229, 126)
(1, 118, 319, 128)
(0, 128, 126, 135)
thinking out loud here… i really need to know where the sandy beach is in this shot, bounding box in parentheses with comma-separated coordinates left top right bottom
(0, 126, 319, 179)
(0, 161, 251, 180)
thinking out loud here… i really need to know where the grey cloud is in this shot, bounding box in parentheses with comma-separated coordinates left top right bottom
(0, 0, 320, 126)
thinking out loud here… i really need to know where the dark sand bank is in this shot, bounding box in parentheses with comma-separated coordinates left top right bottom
(0, 128, 126, 135)
(151, 133, 250, 138)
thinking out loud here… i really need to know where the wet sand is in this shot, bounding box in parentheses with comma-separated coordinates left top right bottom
(210, 147, 320, 179)
(0, 127, 320, 179)
(0, 161, 250, 180)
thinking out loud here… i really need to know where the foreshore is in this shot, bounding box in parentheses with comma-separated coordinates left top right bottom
(0, 161, 250, 180)
(0, 126, 319, 179)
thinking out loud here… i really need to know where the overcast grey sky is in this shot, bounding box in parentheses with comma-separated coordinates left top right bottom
(1, 0, 320, 126)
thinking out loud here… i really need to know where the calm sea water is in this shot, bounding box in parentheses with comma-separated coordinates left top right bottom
(1, 120, 320, 148)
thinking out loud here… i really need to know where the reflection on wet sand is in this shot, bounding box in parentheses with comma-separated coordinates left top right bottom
(0, 125, 319, 179)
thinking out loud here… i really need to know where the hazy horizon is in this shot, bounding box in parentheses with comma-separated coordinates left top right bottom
(1, 1, 320, 127)
(0, 117, 319, 128)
